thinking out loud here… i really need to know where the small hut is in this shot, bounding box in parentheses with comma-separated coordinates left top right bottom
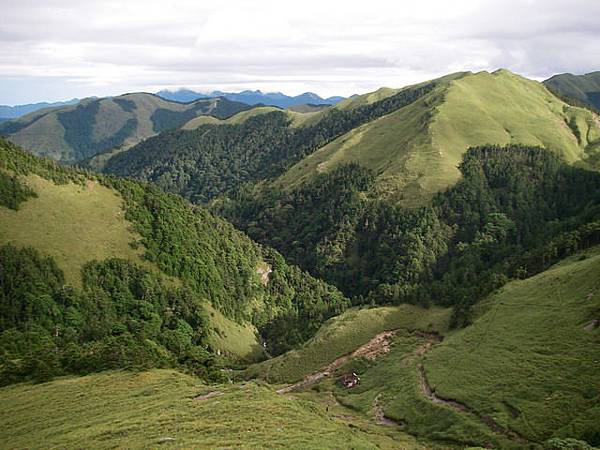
(340, 372, 360, 389)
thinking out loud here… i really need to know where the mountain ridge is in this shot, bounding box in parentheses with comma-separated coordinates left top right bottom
(0, 93, 250, 163)
(156, 88, 346, 108)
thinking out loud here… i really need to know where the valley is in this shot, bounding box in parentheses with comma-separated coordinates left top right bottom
(1, 67, 600, 449)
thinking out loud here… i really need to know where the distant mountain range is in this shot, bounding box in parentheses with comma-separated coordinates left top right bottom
(0, 93, 248, 162)
(155, 89, 346, 108)
(0, 99, 81, 120)
(0, 90, 346, 122)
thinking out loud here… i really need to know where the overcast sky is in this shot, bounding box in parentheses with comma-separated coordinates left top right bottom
(0, 0, 599, 105)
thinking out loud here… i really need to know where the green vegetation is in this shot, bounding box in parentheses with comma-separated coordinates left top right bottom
(203, 303, 265, 363)
(219, 145, 600, 329)
(0, 169, 37, 210)
(244, 304, 451, 384)
(0, 369, 424, 449)
(0, 246, 219, 384)
(332, 331, 503, 447)
(181, 105, 282, 129)
(0, 94, 249, 162)
(279, 70, 600, 204)
(0, 138, 351, 383)
(425, 247, 600, 445)
(0, 172, 148, 286)
(57, 100, 138, 160)
(544, 71, 600, 110)
(102, 81, 436, 202)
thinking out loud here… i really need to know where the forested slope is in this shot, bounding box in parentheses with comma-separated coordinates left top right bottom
(0, 138, 348, 384)
(219, 145, 600, 328)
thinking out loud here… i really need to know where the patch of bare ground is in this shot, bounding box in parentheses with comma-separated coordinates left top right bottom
(194, 391, 223, 401)
(276, 330, 400, 394)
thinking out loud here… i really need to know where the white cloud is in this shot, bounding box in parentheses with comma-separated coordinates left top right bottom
(0, 0, 598, 104)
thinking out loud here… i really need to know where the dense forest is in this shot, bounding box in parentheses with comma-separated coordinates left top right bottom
(217, 145, 600, 326)
(102, 82, 437, 202)
(0, 245, 219, 384)
(0, 140, 349, 383)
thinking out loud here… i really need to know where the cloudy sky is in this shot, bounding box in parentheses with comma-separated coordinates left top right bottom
(1, 0, 599, 105)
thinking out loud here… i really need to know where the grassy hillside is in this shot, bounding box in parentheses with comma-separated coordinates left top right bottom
(0, 94, 249, 162)
(335, 247, 600, 446)
(0, 369, 425, 449)
(181, 105, 328, 130)
(425, 246, 600, 444)
(279, 70, 600, 205)
(203, 303, 266, 363)
(0, 173, 147, 286)
(545, 71, 600, 111)
(243, 304, 451, 384)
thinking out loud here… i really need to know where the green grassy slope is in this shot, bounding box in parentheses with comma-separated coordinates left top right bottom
(0, 174, 147, 286)
(182, 106, 281, 129)
(0, 94, 249, 162)
(181, 105, 318, 130)
(331, 330, 504, 447)
(278, 70, 600, 205)
(544, 71, 600, 110)
(0, 369, 425, 450)
(204, 303, 266, 363)
(244, 304, 451, 384)
(425, 246, 600, 444)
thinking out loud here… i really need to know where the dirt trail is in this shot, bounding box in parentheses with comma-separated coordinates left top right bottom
(276, 330, 398, 394)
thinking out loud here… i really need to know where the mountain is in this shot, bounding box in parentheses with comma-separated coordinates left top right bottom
(0, 137, 348, 384)
(3, 70, 600, 449)
(0, 94, 249, 163)
(544, 71, 600, 111)
(102, 69, 600, 205)
(278, 69, 600, 205)
(102, 78, 438, 201)
(156, 88, 346, 108)
(0, 98, 80, 120)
